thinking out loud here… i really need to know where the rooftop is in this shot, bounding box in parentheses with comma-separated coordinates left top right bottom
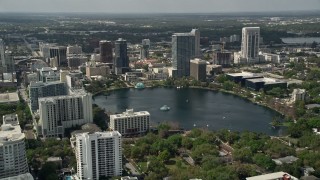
(0, 123, 24, 145)
(111, 109, 150, 119)
(272, 156, 299, 165)
(246, 172, 298, 180)
(246, 77, 287, 84)
(0, 92, 19, 104)
(1, 173, 34, 180)
(227, 71, 262, 78)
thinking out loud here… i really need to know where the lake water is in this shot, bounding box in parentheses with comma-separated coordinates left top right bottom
(93, 88, 285, 136)
(281, 37, 320, 44)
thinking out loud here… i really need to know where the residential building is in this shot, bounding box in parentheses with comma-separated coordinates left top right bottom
(74, 131, 122, 179)
(114, 38, 129, 75)
(230, 34, 240, 42)
(1, 173, 34, 180)
(37, 93, 93, 138)
(241, 27, 260, 63)
(171, 33, 195, 78)
(110, 109, 150, 136)
(29, 81, 67, 112)
(99, 40, 113, 64)
(0, 114, 29, 178)
(246, 172, 298, 180)
(37, 67, 60, 82)
(190, 58, 207, 81)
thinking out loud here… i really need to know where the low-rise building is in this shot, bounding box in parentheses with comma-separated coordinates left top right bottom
(291, 89, 306, 102)
(110, 109, 150, 136)
(0, 92, 19, 104)
(226, 72, 263, 86)
(190, 58, 207, 82)
(245, 77, 287, 91)
(246, 172, 298, 180)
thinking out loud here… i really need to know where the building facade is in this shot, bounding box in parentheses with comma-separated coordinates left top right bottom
(49, 46, 67, 66)
(99, 40, 113, 64)
(0, 39, 5, 73)
(37, 93, 93, 138)
(190, 58, 207, 81)
(114, 38, 129, 75)
(67, 45, 82, 56)
(0, 114, 29, 178)
(29, 81, 67, 112)
(241, 27, 260, 63)
(190, 29, 201, 57)
(140, 39, 150, 59)
(172, 33, 195, 78)
(75, 131, 122, 179)
(110, 109, 150, 136)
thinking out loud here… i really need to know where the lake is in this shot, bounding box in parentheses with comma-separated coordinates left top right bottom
(93, 88, 285, 136)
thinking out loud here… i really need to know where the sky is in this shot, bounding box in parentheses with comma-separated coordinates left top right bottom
(0, 0, 319, 13)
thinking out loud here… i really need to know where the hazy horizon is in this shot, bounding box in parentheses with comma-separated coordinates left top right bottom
(0, 0, 319, 13)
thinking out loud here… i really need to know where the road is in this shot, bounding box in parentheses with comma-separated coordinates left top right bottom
(125, 162, 140, 176)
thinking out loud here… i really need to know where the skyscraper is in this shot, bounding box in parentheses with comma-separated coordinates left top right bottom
(74, 131, 122, 179)
(0, 39, 5, 73)
(114, 38, 129, 75)
(241, 27, 260, 63)
(190, 29, 201, 57)
(0, 114, 29, 178)
(172, 33, 195, 78)
(99, 40, 113, 64)
(140, 39, 150, 59)
(3, 51, 14, 73)
(37, 92, 93, 138)
(49, 46, 67, 66)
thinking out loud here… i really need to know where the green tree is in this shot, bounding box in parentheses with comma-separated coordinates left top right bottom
(233, 147, 253, 163)
(253, 153, 276, 170)
(158, 150, 171, 163)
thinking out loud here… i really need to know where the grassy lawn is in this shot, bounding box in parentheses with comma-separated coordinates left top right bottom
(137, 161, 148, 172)
(165, 157, 189, 170)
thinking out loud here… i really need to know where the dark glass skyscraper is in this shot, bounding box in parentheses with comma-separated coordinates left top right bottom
(114, 38, 129, 75)
(99, 40, 113, 64)
(172, 33, 195, 78)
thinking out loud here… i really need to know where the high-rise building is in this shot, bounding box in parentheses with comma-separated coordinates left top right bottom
(49, 46, 67, 66)
(140, 39, 150, 59)
(0, 39, 5, 73)
(67, 45, 82, 56)
(38, 67, 60, 82)
(29, 81, 67, 112)
(99, 40, 113, 64)
(37, 92, 93, 138)
(190, 58, 207, 81)
(172, 33, 195, 78)
(213, 51, 233, 67)
(0, 114, 29, 178)
(114, 38, 129, 75)
(74, 131, 122, 179)
(110, 109, 150, 136)
(3, 51, 14, 73)
(241, 27, 260, 63)
(190, 29, 201, 57)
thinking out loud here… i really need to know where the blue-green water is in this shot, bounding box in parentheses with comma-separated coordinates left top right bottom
(93, 88, 285, 136)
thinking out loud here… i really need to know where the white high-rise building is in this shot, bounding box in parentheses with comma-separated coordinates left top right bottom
(75, 131, 122, 179)
(241, 27, 260, 63)
(0, 114, 29, 178)
(110, 109, 150, 136)
(37, 93, 93, 138)
(191, 29, 201, 57)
